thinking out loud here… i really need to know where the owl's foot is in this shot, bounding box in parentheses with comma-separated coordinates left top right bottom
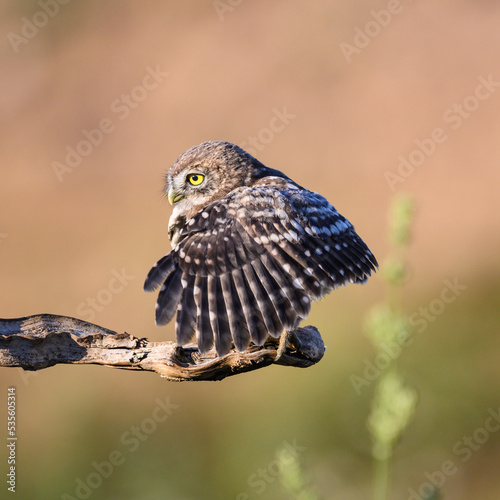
(274, 330, 301, 362)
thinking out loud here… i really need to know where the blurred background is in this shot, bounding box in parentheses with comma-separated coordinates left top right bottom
(1, 1, 499, 499)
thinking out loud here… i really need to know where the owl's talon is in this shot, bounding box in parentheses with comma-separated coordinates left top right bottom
(274, 330, 301, 362)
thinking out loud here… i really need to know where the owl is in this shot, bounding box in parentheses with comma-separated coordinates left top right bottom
(144, 141, 377, 357)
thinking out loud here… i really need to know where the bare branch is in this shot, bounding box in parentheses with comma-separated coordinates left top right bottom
(0, 314, 325, 381)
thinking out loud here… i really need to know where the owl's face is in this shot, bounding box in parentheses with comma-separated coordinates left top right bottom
(165, 141, 268, 245)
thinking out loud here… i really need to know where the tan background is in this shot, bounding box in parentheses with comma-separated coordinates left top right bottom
(1, 1, 499, 499)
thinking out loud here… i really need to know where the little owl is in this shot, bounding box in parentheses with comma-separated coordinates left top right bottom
(144, 141, 377, 358)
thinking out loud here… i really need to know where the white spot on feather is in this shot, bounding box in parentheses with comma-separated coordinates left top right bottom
(291, 220, 304, 233)
(276, 209, 288, 220)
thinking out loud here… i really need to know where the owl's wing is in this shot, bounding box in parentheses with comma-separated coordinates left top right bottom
(144, 181, 377, 355)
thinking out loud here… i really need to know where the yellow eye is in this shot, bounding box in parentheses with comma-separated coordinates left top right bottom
(187, 173, 204, 186)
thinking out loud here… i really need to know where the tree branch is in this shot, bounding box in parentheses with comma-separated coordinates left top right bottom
(0, 314, 325, 381)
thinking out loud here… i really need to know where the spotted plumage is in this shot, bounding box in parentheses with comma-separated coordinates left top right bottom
(144, 141, 377, 355)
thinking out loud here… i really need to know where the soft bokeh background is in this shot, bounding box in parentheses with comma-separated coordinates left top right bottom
(1, 1, 499, 499)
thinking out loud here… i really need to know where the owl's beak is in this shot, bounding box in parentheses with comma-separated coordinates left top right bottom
(167, 188, 184, 205)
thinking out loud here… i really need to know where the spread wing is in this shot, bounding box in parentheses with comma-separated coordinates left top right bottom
(144, 179, 377, 355)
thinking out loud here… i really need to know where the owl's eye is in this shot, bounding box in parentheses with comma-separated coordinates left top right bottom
(187, 173, 205, 186)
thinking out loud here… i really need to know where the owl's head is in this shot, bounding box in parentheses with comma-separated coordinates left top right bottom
(165, 141, 266, 211)
(164, 141, 290, 245)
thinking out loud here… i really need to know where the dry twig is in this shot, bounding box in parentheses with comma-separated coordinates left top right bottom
(0, 314, 325, 381)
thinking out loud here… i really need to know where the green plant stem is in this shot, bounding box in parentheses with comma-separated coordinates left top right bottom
(373, 453, 391, 500)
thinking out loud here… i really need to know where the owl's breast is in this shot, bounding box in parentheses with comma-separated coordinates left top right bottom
(168, 202, 192, 247)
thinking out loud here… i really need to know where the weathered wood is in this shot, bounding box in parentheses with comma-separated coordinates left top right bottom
(0, 314, 325, 381)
